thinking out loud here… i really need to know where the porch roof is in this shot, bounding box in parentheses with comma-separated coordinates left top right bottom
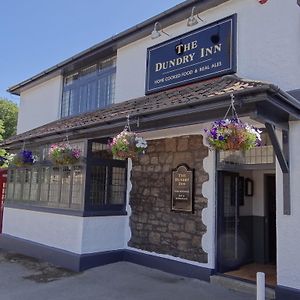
(3, 75, 300, 149)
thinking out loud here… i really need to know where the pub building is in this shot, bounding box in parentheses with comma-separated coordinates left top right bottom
(1, 1, 300, 299)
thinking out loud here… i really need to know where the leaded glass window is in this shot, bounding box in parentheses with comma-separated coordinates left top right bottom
(5, 138, 126, 215)
(217, 131, 275, 169)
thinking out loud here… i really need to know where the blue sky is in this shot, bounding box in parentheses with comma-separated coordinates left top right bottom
(0, 0, 183, 104)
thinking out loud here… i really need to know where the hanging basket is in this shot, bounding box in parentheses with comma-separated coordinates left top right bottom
(10, 150, 36, 167)
(109, 129, 147, 160)
(49, 143, 81, 165)
(204, 118, 262, 151)
(0, 156, 6, 167)
(204, 94, 262, 151)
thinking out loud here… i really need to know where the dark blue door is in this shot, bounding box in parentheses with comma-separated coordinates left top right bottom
(217, 171, 246, 273)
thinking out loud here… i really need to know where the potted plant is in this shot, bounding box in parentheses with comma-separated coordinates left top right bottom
(109, 129, 147, 159)
(10, 150, 36, 167)
(0, 155, 6, 167)
(49, 143, 81, 165)
(204, 118, 261, 151)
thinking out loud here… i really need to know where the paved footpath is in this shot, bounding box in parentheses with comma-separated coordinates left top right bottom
(0, 251, 255, 300)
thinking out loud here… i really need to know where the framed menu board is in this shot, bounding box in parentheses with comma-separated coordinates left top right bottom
(171, 164, 194, 213)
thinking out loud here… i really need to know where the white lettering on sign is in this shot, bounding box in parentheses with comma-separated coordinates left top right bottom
(200, 44, 222, 58)
(175, 40, 198, 55)
(155, 53, 195, 72)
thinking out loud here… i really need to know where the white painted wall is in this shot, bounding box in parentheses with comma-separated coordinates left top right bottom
(115, 0, 300, 102)
(252, 170, 266, 217)
(3, 207, 83, 253)
(277, 121, 300, 290)
(239, 170, 275, 217)
(81, 216, 127, 253)
(17, 75, 62, 134)
(2, 207, 127, 254)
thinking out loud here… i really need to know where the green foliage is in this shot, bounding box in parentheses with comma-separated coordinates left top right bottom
(0, 119, 4, 141)
(0, 98, 18, 140)
(0, 120, 8, 168)
(49, 143, 81, 165)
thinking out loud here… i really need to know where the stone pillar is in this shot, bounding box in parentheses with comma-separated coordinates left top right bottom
(129, 135, 209, 263)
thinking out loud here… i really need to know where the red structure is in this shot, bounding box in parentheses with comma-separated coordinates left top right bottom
(0, 169, 7, 233)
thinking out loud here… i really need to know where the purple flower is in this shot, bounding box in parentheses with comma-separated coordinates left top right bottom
(0, 156, 6, 165)
(20, 150, 34, 163)
(210, 128, 218, 139)
(214, 120, 226, 126)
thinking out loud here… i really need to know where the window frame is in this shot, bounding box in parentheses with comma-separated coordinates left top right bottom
(5, 138, 128, 217)
(60, 56, 117, 118)
(84, 139, 127, 214)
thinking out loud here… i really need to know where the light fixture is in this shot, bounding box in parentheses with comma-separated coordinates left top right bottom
(187, 6, 204, 27)
(151, 22, 170, 39)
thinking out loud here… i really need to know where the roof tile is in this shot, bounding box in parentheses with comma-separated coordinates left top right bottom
(3, 75, 270, 146)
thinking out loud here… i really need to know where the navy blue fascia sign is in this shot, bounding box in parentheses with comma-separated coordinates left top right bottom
(145, 14, 237, 94)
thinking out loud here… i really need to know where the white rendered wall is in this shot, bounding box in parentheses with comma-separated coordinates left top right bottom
(3, 207, 127, 254)
(2, 208, 83, 253)
(115, 0, 300, 103)
(277, 122, 300, 290)
(125, 124, 216, 269)
(81, 216, 127, 253)
(239, 170, 275, 217)
(251, 171, 266, 217)
(17, 75, 63, 134)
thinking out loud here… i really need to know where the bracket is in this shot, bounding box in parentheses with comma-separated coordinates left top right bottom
(265, 122, 290, 215)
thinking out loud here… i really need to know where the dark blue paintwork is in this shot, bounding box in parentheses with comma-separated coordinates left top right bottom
(145, 15, 237, 94)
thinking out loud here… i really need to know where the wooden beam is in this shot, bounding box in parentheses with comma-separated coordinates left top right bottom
(282, 130, 291, 215)
(265, 122, 291, 215)
(265, 123, 289, 173)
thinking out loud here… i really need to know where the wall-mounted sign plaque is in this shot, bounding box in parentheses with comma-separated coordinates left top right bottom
(171, 164, 194, 212)
(145, 14, 237, 94)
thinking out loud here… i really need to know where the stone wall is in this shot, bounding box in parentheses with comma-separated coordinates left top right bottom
(129, 135, 209, 263)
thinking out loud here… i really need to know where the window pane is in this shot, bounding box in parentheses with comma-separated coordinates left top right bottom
(61, 56, 116, 118)
(23, 169, 31, 201)
(97, 71, 115, 108)
(90, 165, 107, 205)
(99, 57, 116, 69)
(30, 168, 39, 201)
(5, 141, 87, 212)
(79, 85, 87, 114)
(72, 165, 85, 206)
(87, 81, 97, 111)
(65, 72, 79, 85)
(14, 170, 22, 201)
(61, 90, 70, 117)
(91, 142, 112, 159)
(60, 166, 71, 206)
(49, 167, 61, 204)
(7, 169, 14, 199)
(81, 64, 97, 79)
(40, 167, 50, 202)
(218, 131, 274, 167)
(110, 167, 126, 204)
(69, 90, 78, 116)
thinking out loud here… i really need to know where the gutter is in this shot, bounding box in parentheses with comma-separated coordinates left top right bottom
(0, 86, 279, 149)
